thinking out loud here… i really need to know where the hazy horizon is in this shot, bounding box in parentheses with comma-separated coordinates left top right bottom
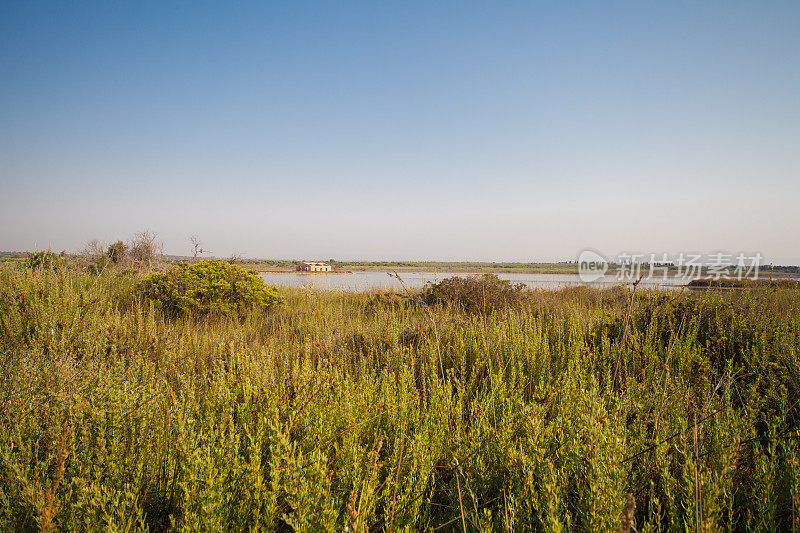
(2, 2, 799, 263)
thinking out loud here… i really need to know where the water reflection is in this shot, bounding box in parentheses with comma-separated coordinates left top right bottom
(259, 271, 690, 291)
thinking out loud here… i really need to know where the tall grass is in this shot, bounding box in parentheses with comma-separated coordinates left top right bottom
(0, 266, 798, 531)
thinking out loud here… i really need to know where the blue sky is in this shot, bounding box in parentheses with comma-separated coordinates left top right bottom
(1, 1, 798, 262)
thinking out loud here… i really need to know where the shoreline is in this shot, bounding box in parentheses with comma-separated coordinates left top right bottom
(257, 268, 799, 277)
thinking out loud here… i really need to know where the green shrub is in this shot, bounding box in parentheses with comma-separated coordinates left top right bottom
(86, 255, 111, 275)
(136, 260, 283, 316)
(366, 289, 409, 312)
(422, 273, 528, 313)
(106, 240, 128, 265)
(25, 250, 64, 270)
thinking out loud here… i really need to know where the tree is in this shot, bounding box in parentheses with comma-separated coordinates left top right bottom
(190, 235, 210, 261)
(106, 240, 128, 264)
(129, 229, 162, 269)
(82, 238, 105, 259)
(81, 238, 111, 274)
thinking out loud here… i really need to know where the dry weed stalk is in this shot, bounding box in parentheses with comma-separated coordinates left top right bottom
(455, 462, 468, 533)
(387, 421, 406, 531)
(347, 435, 384, 533)
(388, 270, 453, 432)
(369, 435, 384, 481)
(654, 316, 686, 435)
(620, 492, 636, 533)
(693, 413, 702, 531)
(347, 490, 359, 532)
(39, 425, 70, 533)
(613, 274, 644, 389)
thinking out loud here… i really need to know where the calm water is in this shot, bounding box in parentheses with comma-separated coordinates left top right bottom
(259, 271, 691, 291)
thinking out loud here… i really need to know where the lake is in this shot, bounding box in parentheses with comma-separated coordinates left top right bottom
(259, 271, 691, 291)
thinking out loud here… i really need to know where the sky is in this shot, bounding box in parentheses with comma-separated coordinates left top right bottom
(1, 1, 798, 263)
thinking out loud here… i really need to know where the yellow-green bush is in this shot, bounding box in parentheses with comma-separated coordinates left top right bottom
(25, 250, 64, 270)
(136, 260, 282, 316)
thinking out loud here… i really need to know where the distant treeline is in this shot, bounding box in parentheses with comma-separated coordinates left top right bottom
(3, 250, 799, 274)
(770, 264, 800, 273)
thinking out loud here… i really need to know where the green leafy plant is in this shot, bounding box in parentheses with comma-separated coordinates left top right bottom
(136, 260, 282, 316)
(25, 250, 64, 270)
(106, 241, 128, 265)
(422, 273, 528, 314)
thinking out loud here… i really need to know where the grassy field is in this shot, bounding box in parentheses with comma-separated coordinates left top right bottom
(0, 253, 28, 267)
(1, 264, 799, 531)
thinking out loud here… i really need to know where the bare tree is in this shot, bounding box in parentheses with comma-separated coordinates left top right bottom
(79, 238, 108, 272)
(129, 229, 163, 269)
(82, 238, 106, 259)
(190, 235, 211, 261)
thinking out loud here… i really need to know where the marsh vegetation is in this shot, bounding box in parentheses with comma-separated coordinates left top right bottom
(1, 261, 798, 531)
